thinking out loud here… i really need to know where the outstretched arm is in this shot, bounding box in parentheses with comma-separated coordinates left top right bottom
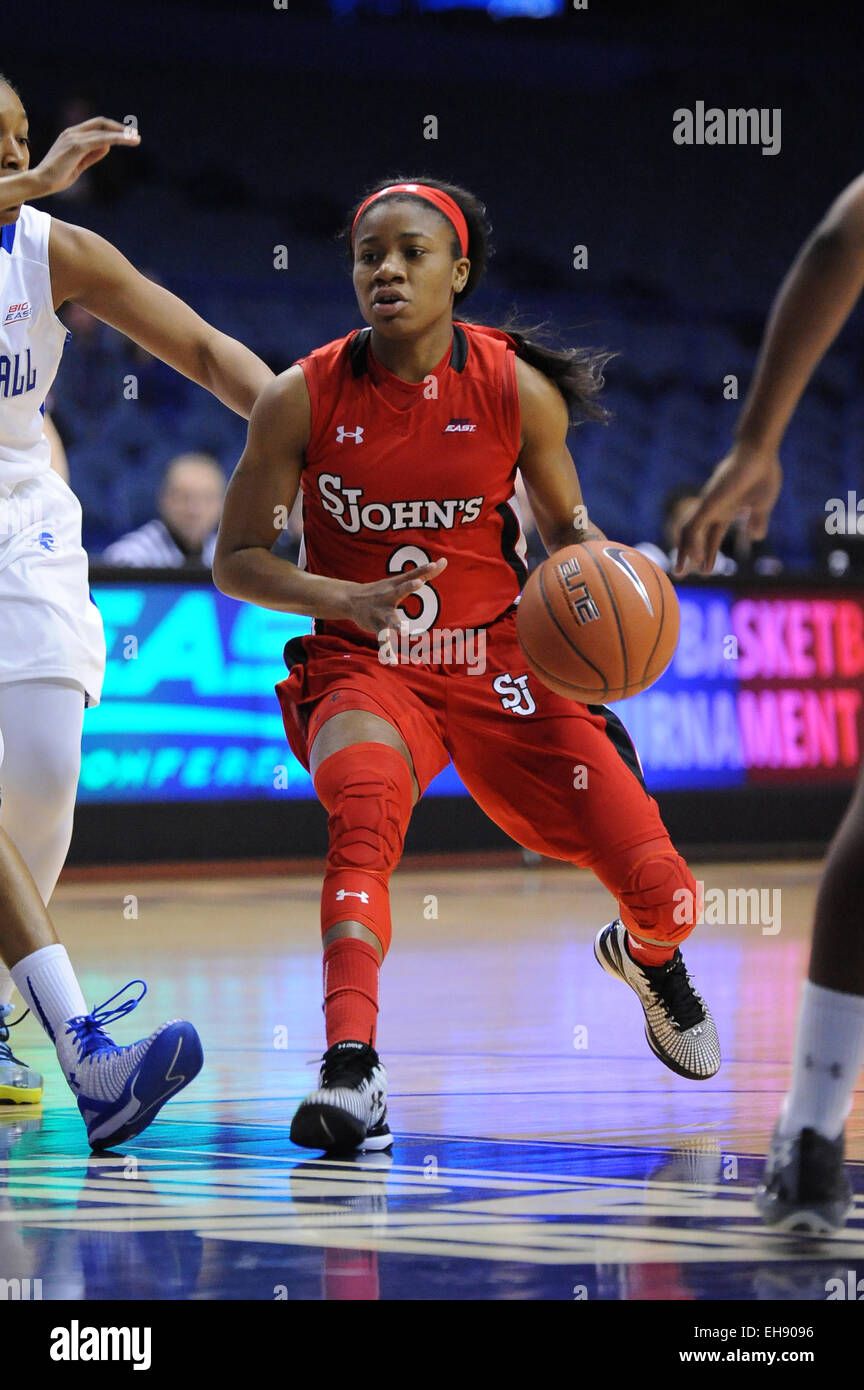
(677, 174, 864, 574)
(515, 357, 606, 555)
(49, 220, 273, 418)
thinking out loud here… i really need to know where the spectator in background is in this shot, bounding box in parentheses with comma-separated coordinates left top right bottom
(101, 452, 226, 568)
(813, 510, 864, 578)
(637, 485, 783, 577)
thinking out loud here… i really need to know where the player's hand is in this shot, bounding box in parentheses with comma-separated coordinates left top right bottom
(347, 558, 448, 642)
(29, 119, 140, 198)
(674, 444, 783, 576)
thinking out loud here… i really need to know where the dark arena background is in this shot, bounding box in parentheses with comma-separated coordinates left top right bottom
(4, 0, 864, 1354)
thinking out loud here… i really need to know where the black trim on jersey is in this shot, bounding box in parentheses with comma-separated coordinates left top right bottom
(450, 324, 468, 372)
(586, 704, 648, 792)
(348, 324, 469, 377)
(283, 635, 310, 669)
(349, 328, 372, 377)
(496, 502, 528, 590)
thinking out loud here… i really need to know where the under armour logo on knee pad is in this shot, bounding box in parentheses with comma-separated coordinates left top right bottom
(336, 888, 370, 903)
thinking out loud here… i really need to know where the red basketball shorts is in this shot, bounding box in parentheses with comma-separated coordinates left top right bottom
(275, 611, 686, 902)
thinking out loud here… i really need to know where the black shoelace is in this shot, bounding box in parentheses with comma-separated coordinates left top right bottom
(322, 1046, 376, 1086)
(646, 955, 705, 1030)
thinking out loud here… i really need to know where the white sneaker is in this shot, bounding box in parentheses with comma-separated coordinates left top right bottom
(291, 1040, 392, 1153)
(594, 920, 721, 1080)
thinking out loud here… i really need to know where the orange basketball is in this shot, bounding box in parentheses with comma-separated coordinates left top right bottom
(515, 540, 679, 703)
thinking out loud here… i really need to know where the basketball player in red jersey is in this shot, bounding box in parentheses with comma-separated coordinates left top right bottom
(215, 178, 720, 1152)
(677, 174, 864, 1232)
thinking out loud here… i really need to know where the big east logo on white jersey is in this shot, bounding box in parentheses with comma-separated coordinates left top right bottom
(4, 301, 32, 325)
(493, 672, 536, 716)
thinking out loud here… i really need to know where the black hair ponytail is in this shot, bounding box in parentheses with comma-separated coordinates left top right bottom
(493, 315, 612, 425)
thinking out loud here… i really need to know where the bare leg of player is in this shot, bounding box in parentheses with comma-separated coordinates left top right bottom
(0, 680, 87, 1102)
(756, 766, 864, 1232)
(0, 824, 203, 1148)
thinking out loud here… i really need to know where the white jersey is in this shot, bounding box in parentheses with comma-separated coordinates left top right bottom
(0, 206, 67, 488)
(0, 207, 106, 706)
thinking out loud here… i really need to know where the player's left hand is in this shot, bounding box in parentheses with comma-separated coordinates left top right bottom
(674, 444, 783, 576)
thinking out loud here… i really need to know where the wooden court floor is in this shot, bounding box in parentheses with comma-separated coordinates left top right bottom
(1, 857, 863, 1300)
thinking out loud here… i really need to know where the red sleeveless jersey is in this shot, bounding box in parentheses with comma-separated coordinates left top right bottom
(297, 320, 526, 645)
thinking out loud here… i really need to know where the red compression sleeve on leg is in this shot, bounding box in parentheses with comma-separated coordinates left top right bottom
(322, 938, 381, 1047)
(314, 742, 414, 954)
(313, 742, 415, 1047)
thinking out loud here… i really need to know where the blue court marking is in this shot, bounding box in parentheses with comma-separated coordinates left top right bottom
(1, 1115, 862, 1300)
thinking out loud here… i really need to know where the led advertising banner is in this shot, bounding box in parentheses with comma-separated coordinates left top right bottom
(80, 583, 312, 804)
(79, 580, 864, 802)
(614, 587, 864, 791)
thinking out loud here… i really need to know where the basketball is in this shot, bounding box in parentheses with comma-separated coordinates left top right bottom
(515, 540, 680, 703)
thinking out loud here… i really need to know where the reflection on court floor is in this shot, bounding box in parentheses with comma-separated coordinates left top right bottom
(1, 863, 861, 1300)
(1, 1115, 862, 1300)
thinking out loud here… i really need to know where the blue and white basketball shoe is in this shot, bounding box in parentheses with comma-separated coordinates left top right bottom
(58, 982, 203, 1150)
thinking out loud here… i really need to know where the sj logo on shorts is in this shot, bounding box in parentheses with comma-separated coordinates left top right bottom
(493, 672, 536, 716)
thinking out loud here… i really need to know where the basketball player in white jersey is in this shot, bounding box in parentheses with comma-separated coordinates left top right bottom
(676, 172, 864, 1232)
(0, 75, 272, 1106)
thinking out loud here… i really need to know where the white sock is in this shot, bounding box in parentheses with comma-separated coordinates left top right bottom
(0, 963, 14, 1009)
(10, 945, 88, 1046)
(779, 979, 864, 1141)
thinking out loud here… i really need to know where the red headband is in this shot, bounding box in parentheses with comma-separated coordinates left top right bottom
(351, 183, 469, 257)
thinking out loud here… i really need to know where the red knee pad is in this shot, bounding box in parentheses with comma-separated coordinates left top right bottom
(314, 742, 414, 957)
(617, 844, 700, 949)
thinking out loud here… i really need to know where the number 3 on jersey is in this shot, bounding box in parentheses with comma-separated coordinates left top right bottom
(388, 545, 440, 635)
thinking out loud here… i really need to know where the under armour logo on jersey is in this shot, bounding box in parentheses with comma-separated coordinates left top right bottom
(37, 530, 56, 553)
(336, 425, 364, 444)
(493, 672, 537, 716)
(4, 300, 31, 324)
(335, 888, 370, 903)
(443, 418, 477, 433)
(603, 546, 655, 617)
